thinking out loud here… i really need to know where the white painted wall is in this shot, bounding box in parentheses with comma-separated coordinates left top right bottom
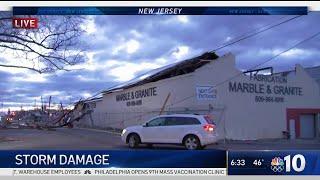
(80, 53, 320, 140)
(193, 53, 320, 140)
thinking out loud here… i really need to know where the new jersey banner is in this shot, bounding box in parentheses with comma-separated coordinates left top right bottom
(13, 7, 308, 15)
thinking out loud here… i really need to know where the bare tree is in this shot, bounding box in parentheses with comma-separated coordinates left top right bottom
(0, 12, 87, 73)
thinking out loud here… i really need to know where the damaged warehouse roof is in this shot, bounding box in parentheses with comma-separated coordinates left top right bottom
(103, 52, 219, 94)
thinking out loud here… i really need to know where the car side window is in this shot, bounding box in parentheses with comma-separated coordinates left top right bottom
(147, 117, 166, 127)
(183, 117, 201, 125)
(165, 117, 178, 126)
(165, 117, 201, 126)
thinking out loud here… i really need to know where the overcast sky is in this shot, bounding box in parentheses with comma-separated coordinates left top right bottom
(1, 13, 320, 111)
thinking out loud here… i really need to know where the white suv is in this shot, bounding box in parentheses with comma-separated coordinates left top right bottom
(121, 114, 218, 150)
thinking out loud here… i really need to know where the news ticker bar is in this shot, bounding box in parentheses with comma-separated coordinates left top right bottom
(0, 150, 319, 175)
(0, 168, 226, 176)
(13, 7, 308, 15)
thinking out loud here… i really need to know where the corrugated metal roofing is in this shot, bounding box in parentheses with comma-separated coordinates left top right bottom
(103, 52, 219, 94)
(273, 65, 320, 85)
(107, 62, 179, 91)
(305, 65, 320, 85)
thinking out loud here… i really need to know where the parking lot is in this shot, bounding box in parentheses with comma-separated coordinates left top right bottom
(0, 128, 320, 150)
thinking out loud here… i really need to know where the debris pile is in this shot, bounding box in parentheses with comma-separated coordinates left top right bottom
(0, 99, 91, 130)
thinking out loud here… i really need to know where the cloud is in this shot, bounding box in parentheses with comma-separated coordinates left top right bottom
(225, 36, 232, 42)
(172, 46, 190, 60)
(177, 15, 189, 23)
(130, 30, 143, 38)
(106, 61, 163, 82)
(11, 73, 48, 83)
(112, 39, 140, 55)
(81, 92, 92, 98)
(1, 13, 320, 110)
(82, 16, 97, 35)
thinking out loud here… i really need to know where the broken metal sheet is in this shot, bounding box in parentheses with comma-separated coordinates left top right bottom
(103, 52, 219, 94)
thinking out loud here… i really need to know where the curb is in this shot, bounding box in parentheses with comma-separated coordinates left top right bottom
(74, 127, 122, 136)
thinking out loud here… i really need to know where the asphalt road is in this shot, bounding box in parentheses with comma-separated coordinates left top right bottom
(0, 128, 320, 150)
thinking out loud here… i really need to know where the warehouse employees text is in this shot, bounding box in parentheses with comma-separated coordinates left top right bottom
(15, 154, 110, 166)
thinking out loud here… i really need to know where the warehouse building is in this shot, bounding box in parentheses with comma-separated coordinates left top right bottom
(77, 52, 320, 140)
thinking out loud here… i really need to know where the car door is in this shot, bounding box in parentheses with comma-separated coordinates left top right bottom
(162, 117, 181, 143)
(141, 117, 167, 143)
(164, 117, 202, 143)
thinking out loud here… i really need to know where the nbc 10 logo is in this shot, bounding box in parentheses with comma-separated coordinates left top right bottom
(270, 154, 306, 173)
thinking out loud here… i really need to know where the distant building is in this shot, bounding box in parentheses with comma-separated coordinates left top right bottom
(76, 52, 320, 140)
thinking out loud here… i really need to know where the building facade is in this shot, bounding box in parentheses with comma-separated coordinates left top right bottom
(77, 52, 320, 140)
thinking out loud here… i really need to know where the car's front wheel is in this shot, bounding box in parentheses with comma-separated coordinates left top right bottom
(183, 135, 201, 150)
(128, 134, 140, 148)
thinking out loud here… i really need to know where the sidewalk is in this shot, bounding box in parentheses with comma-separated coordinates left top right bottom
(221, 138, 320, 145)
(74, 127, 122, 136)
(215, 138, 320, 150)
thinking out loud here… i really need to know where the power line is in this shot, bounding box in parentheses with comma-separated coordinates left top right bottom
(214, 15, 289, 50)
(250, 30, 320, 70)
(83, 15, 301, 103)
(169, 30, 320, 107)
(217, 30, 320, 86)
(84, 15, 301, 101)
(56, 14, 308, 106)
(4, 15, 312, 112)
(210, 15, 304, 52)
(80, 15, 307, 107)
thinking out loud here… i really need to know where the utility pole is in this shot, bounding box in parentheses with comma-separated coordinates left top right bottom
(60, 101, 63, 110)
(34, 99, 37, 110)
(41, 96, 43, 111)
(48, 96, 52, 120)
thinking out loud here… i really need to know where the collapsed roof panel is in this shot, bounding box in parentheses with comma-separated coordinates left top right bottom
(103, 52, 219, 94)
(85, 97, 103, 103)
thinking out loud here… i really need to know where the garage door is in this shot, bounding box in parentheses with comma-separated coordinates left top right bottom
(300, 114, 315, 138)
